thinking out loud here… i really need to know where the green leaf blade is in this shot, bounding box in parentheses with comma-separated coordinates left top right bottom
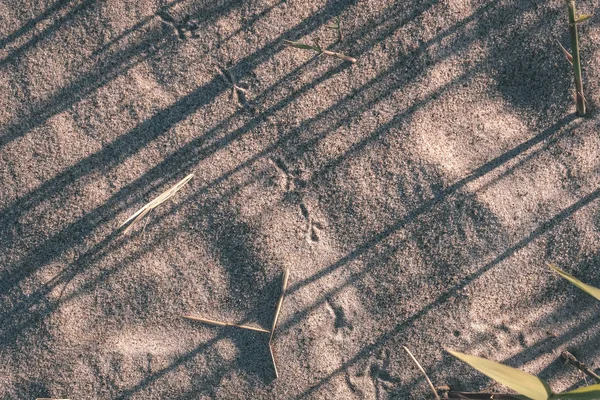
(447, 349, 553, 400)
(283, 40, 320, 52)
(576, 14, 593, 23)
(548, 264, 600, 301)
(551, 384, 600, 399)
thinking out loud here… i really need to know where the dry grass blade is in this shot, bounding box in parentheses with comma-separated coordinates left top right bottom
(270, 268, 290, 342)
(447, 349, 552, 400)
(183, 314, 270, 333)
(269, 342, 279, 379)
(321, 49, 356, 63)
(557, 39, 573, 65)
(567, 0, 586, 115)
(548, 263, 600, 300)
(119, 173, 194, 234)
(403, 346, 440, 400)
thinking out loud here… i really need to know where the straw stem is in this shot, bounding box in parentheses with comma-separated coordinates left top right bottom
(183, 315, 270, 334)
(119, 173, 194, 234)
(270, 269, 290, 342)
(567, 0, 586, 115)
(403, 346, 440, 400)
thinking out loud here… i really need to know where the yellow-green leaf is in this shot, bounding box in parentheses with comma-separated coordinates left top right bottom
(551, 384, 600, 399)
(576, 14, 593, 23)
(548, 264, 600, 301)
(326, 16, 341, 30)
(447, 349, 553, 400)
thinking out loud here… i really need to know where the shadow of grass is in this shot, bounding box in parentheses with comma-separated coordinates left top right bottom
(0, 0, 72, 50)
(1, 0, 596, 397)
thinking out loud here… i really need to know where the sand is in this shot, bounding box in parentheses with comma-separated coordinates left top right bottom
(1, 0, 600, 398)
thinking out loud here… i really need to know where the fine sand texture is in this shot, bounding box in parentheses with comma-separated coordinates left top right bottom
(1, 0, 600, 398)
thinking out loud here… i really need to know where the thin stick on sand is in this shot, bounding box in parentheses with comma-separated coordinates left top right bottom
(566, 0, 588, 115)
(561, 350, 600, 383)
(270, 268, 290, 342)
(269, 342, 279, 379)
(403, 346, 440, 400)
(267, 269, 290, 379)
(119, 173, 194, 234)
(182, 315, 270, 334)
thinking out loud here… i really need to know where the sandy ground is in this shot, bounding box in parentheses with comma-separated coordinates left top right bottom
(1, 0, 600, 398)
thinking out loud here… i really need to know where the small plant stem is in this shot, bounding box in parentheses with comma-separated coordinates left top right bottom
(403, 346, 440, 400)
(321, 49, 356, 63)
(561, 351, 600, 383)
(567, 0, 586, 116)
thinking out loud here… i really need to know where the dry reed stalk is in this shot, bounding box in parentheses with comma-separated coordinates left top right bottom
(269, 342, 279, 379)
(119, 173, 194, 234)
(403, 346, 440, 400)
(566, 0, 588, 115)
(270, 269, 289, 342)
(182, 314, 270, 334)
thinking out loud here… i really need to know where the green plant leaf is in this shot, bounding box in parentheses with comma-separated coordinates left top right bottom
(551, 384, 600, 399)
(283, 40, 320, 52)
(548, 264, 600, 301)
(326, 16, 341, 30)
(576, 14, 593, 23)
(447, 349, 553, 400)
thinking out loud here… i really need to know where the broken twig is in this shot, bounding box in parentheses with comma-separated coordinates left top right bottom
(561, 350, 600, 383)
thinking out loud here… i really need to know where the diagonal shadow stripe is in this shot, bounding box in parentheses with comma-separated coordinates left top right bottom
(296, 187, 600, 398)
(0, 0, 71, 50)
